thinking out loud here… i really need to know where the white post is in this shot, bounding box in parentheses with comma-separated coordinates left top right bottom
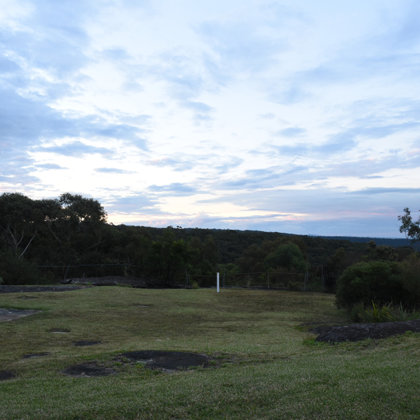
(217, 272, 220, 293)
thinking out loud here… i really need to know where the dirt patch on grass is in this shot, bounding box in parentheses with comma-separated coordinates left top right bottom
(0, 308, 40, 322)
(63, 362, 116, 377)
(119, 350, 209, 371)
(313, 319, 420, 343)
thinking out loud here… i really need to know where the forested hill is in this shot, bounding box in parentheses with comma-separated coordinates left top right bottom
(134, 226, 416, 266)
(0, 192, 418, 288)
(321, 235, 420, 250)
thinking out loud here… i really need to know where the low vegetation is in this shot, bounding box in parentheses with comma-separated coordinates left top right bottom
(1, 287, 420, 419)
(336, 254, 420, 320)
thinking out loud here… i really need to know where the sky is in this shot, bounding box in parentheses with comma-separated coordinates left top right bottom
(1, 0, 419, 238)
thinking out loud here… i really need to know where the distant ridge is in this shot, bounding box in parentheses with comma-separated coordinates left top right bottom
(318, 236, 420, 251)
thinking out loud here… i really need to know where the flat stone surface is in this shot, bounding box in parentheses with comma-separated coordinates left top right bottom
(0, 370, 15, 381)
(63, 362, 115, 377)
(313, 319, 420, 343)
(48, 328, 71, 333)
(120, 350, 209, 370)
(22, 352, 50, 359)
(0, 285, 83, 294)
(0, 308, 39, 322)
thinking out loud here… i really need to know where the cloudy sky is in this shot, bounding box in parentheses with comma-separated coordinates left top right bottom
(1, 0, 419, 237)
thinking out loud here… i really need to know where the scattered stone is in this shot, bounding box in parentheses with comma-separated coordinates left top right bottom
(63, 276, 147, 288)
(0, 370, 15, 381)
(73, 340, 101, 346)
(48, 328, 71, 333)
(0, 285, 83, 294)
(63, 362, 115, 377)
(0, 308, 40, 322)
(313, 319, 420, 343)
(22, 352, 50, 359)
(120, 350, 209, 370)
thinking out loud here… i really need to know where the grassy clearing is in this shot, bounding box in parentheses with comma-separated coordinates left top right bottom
(0, 287, 419, 419)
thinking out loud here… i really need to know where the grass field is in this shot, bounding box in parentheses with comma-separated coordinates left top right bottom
(1, 287, 419, 419)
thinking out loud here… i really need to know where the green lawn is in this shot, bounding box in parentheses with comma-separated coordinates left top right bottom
(0, 287, 419, 419)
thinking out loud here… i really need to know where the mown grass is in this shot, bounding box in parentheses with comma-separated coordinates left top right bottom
(0, 287, 419, 419)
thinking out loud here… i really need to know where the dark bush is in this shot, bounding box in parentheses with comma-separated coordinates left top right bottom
(0, 252, 45, 285)
(400, 254, 420, 308)
(336, 260, 404, 309)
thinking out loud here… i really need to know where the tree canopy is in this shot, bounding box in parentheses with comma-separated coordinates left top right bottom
(399, 208, 420, 242)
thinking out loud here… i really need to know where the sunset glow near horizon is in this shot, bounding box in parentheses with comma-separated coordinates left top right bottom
(1, 0, 420, 237)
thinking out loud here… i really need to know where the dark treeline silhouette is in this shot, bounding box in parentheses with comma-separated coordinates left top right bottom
(0, 192, 417, 290)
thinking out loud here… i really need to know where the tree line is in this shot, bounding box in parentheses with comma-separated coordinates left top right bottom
(0, 192, 418, 292)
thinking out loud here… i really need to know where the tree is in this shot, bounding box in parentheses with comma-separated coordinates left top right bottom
(0, 193, 41, 258)
(264, 242, 307, 272)
(399, 208, 420, 242)
(59, 193, 106, 224)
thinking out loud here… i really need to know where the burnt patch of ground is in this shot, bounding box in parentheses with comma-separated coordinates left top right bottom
(0, 370, 15, 381)
(73, 340, 101, 347)
(0, 285, 84, 294)
(0, 308, 40, 322)
(313, 319, 420, 343)
(119, 350, 209, 371)
(63, 362, 116, 377)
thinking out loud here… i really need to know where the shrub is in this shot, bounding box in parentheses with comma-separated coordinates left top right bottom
(400, 253, 420, 308)
(336, 261, 403, 310)
(0, 252, 44, 285)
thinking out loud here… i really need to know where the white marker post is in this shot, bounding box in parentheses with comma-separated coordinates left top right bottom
(217, 272, 220, 293)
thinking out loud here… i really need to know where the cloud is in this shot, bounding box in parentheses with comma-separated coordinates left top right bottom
(38, 141, 113, 157)
(35, 163, 66, 170)
(95, 167, 131, 174)
(148, 183, 197, 195)
(106, 194, 159, 213)
(148, 157, 195, 171)
(198, 20, 283, 74)
(352, 187, 420, 195)
(277, 127, 306, 137)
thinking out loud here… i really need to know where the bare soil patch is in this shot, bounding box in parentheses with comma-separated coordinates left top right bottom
(0, 308, 40, 322)
(313, 319, 420, 343)
(119, 350, 209, 371)
(63, 362, 116, 377)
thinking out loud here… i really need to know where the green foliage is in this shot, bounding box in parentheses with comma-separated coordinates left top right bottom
(399, 207, 420, 242)
(350, 301, 420, 323)
(0, 251, 45, 285)
(264, 242, 307, 272)
(368, 301, 394, 322)
(337, 256, 420, 313)
(400, 253, 420, 308)
(336, 260, 403, 310)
